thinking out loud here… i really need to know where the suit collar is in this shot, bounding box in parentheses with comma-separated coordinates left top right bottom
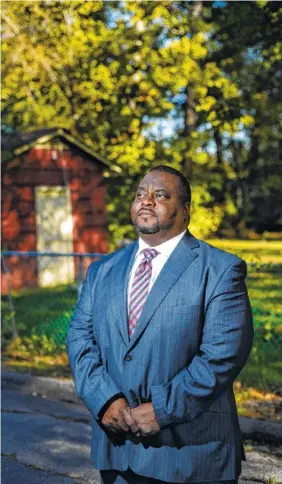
(109, 231, 199, 348)
(127, 230, 199, 349)
(109, 241, 138, 345)
(182, 229, 199, 249)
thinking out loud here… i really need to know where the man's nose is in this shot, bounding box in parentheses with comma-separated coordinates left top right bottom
(141, 194, 155, 206)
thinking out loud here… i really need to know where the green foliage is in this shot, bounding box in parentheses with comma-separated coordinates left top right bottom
(8, 334, 64, 357)
(189, 185, 224, 239)
(207, 2, 282, 233)
(1, 1, 282, 240)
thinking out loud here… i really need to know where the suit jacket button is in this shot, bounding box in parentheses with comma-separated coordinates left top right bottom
(125, 354, 132, 361)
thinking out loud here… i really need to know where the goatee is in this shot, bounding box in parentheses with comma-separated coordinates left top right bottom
(134, 222, 160, 234)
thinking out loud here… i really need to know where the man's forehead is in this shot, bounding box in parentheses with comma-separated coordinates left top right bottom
(137, 172, 178, 190)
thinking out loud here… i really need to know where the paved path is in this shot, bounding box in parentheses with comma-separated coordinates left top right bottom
(2, 389, 282, 484)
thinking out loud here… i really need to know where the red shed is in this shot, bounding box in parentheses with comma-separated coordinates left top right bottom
(1, 128, 110, 292)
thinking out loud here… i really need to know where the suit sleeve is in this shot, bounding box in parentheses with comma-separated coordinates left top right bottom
(66, 263, 122, 419)
(151, 259, 254, 428)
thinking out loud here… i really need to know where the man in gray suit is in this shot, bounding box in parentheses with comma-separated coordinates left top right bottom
(67, 166, 253, 484)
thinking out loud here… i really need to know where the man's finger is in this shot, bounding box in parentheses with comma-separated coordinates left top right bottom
(141, 423, 160, 436)
(103, 418, 121, 432)
(129, 409, 142, 435)
(103, 416, 130, 433)
(117, 418, 130, 432)
(140, 428, 154, 436)
(123, 407, 135, 427)
(124, 407, 140, 435)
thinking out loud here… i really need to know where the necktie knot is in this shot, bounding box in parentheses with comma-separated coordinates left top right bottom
(141, 248, 159, 262)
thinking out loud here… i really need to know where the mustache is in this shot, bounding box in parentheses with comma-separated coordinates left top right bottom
(137, 209, 156, 216)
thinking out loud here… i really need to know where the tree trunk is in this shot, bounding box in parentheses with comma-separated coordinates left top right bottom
(214, 127, 223, 165)
(181, 0, 203, 180)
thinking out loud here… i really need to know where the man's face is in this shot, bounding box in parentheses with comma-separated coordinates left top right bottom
(131, 171, 189, 242)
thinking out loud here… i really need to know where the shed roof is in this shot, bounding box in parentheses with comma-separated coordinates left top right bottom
(1, 127, 116, 170)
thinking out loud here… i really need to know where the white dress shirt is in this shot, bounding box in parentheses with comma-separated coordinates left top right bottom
(127, 230, 187, 311)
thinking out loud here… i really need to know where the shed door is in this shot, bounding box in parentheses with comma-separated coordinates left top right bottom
(35, 186, 74, 287)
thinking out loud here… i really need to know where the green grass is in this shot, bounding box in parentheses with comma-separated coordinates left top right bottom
(238, 268, 282, 392)
(208, 239, 282, 392)
(207, 239, 282, 265)
(1, 285, 77, 349)
(2, 240, 282, 393)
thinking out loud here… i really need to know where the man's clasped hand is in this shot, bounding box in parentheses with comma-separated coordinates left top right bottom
(102, 398, 160, 437)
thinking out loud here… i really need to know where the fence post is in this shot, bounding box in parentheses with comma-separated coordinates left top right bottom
(77, 255, 83, 297)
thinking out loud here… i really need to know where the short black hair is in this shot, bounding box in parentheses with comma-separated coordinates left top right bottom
(149, 165, 191, 205)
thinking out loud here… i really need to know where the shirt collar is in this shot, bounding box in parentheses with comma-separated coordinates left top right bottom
(137, 229, 187, 259)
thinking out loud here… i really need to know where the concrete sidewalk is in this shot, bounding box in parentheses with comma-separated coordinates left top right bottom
(2, 373, 282, 484)
(2, 370, 282, 445)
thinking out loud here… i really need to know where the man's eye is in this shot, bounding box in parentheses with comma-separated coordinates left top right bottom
(156, 193, 167, 199)
(136, 192, 145, 199)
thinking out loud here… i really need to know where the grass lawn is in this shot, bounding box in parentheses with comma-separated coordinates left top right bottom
(208, 239, 282, 418)
(207, 239, 282, 265)
(209, 239, 282, 388)
(2, 239, 282, 419)
(2, 284, 77, 359)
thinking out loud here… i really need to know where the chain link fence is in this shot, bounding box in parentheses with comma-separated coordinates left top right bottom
(1, 251, 105, 353)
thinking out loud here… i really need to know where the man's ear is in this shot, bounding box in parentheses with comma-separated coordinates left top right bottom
(183, 203, 190, 225)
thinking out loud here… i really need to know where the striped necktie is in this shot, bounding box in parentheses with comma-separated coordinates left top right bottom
(128, 248, 159, 338)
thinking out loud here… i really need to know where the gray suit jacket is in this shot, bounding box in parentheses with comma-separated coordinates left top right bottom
(67, 232, 253, 482)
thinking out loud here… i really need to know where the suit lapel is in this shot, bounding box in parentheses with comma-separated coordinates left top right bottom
(127, 232, 199, 349)
(109, 242, 138, 346)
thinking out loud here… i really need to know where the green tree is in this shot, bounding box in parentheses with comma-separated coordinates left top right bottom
(203, 1, 282, 234)
(2, 1, 281, 244)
